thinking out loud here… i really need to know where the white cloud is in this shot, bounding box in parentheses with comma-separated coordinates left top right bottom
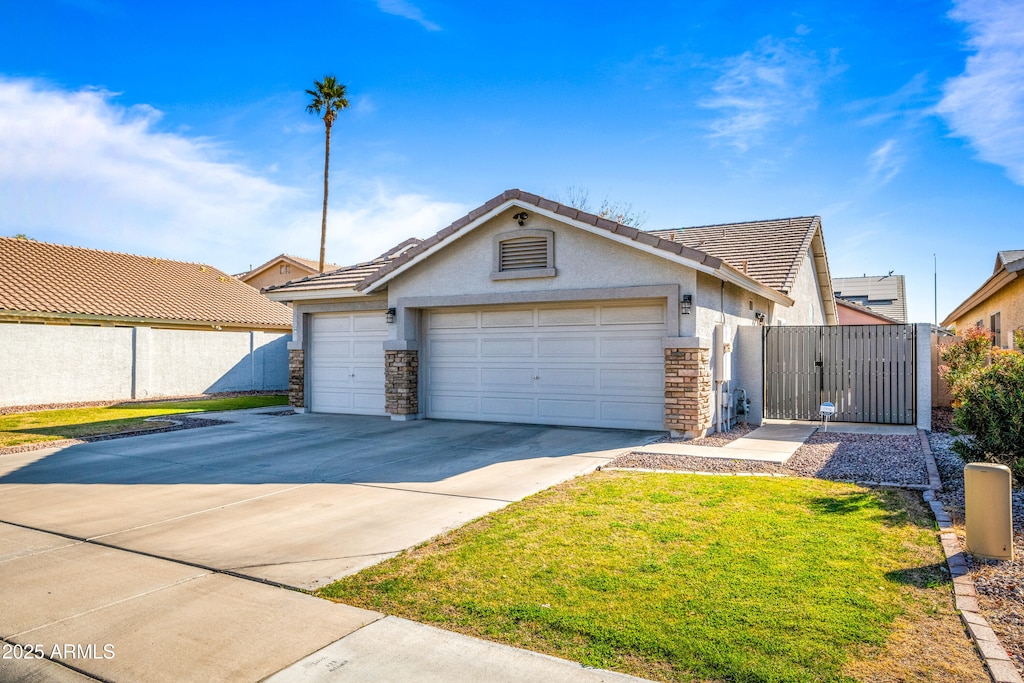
(701, 37, 837, 151)
(937, 0, 1024, 184)
(375, 0, 440, 31)
(866, 138, 903, 185)
(0, 77, 465, 273)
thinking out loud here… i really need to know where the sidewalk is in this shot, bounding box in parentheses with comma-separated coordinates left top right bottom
(630, 422, 818, 464)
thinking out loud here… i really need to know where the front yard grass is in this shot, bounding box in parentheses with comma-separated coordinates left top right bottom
(0, 395, 287, 448)
(319, 471, 988, 683)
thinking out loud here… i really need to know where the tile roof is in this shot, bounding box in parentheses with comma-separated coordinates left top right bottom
(0, 237, 292, 329)
(646, 217, 820, 294)
(264, 239, 422, 295)
(996, 250, 1024, 273)
(267, 190, 823, 305)
(355, 189, 724, 292)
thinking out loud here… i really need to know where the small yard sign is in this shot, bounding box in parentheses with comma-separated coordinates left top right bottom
(819, 402, 836, 431)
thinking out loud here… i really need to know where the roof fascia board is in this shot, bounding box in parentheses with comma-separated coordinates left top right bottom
(361, 200, 794, 304)
(0, 309, 290, 331)
(265, 287, 379, 303)
(942, 269, 1017, 325)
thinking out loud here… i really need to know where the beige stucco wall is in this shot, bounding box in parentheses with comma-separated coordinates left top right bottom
(243, 262, 318, 291)
(772, 247, 825, 326)
(385, 207, 700, 337)
(948, 275, 1024, 349)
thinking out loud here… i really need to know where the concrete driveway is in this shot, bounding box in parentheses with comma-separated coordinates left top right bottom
(0, 410, 655, 682)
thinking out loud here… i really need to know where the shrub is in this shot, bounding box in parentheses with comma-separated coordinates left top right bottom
(940, 332, 1024, 476)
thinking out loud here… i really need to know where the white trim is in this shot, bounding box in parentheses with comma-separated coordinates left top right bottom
(266, 288, 372, 302)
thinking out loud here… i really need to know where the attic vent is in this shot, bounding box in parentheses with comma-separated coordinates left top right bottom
(491, 228, 556, 281)
(500, 236, 548, 271)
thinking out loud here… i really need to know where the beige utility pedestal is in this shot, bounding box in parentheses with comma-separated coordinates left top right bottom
(964, 463, 1014, 561)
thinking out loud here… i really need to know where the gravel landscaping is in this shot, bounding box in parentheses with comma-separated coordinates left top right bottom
(0, 416, 230, 456)
(932, 430, 1024, 674)
(610, 430, 928, 486)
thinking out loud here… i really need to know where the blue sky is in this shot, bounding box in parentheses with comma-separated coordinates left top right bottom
(1, 0, 1022, 324)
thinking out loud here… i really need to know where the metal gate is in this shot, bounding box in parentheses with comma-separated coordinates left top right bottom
(764, 325, 916, 424)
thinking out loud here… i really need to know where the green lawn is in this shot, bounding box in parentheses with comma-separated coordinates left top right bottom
(319, 472, 987, 683)
(0, 395, 288, 448)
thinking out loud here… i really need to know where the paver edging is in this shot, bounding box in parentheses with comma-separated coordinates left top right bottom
(921, 430, 1023, 683)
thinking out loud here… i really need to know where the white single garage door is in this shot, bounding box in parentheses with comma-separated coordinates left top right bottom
(424, 301, 666, 430)
(308, 312, 388, 415)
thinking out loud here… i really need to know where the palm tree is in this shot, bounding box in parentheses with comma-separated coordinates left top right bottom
(306, 75, 350, 273)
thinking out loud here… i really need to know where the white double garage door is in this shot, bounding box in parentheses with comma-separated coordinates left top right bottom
(307, 300, 666, 430)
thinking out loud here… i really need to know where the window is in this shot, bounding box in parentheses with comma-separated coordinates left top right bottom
(491, 229, 555, 280)
(279, 264, 291, 274)
(991, 312, 1002, 347)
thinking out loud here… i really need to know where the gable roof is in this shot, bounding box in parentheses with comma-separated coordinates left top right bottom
(0, 237, 292, 330)
(943, 248, 1024, 326)
(832, 274, 907, 324)
(352, 189, 804, 306)
(265, 190, 837, 321)
(263, 239, 422, 298)
(235, 253, 339, 280)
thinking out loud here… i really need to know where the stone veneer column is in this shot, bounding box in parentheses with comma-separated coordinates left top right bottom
(385, 349, 419, 415)
(288, 349, 305, 408)
(664, 346, 712, 437)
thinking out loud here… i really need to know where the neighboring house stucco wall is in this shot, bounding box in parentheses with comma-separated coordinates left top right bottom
(385, 208, 699, 338)
(947, 276, 1024, 348)
(773, 247, 825, 326)
(837, 302, 895, 325)
(244, 263, 317, 291)
(0, 324, 289, 407)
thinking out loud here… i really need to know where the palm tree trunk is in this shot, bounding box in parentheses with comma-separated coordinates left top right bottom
(319, 122, 332, 273)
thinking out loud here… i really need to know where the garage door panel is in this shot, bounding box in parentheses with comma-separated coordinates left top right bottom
(538, 337, 597, 358)
(430, 395, 480, 415)
(480, 367, 535, 388)
(309, 312, 387, 415)
(601, 368, 663, 391)
(600, 401, 663, 427)
(429, 366, 479, 388)
(538, 307, 597, 326)
(480, 338, 534, 357)
(425, 301, 666, 430)
(430, 339, 478, 357)
(480, 396, 535, 417)
(430, 311, 478, 329)
(538, 399, 595, 420)
(601, 304, 666, 325)
(538, 368, 596, 390)
(481, 309, 534, 327)
(352, 315, 388, 333)
(601, 336, 663, 358)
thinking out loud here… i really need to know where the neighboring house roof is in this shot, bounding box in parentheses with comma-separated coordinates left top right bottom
(832, 274, 907, 323)
(943, 248, 1024, 326)
(263, 239, 422, 297)
(835, 296, 902, 324)
(266, 189, 837, 322)
(234, 254, 339, 281)
(0, 237, 292, 330)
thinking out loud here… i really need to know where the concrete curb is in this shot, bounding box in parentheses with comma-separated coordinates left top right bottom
(921, 430, 1022, 683)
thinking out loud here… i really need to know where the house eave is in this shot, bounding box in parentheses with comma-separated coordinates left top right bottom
(942, 268, 1018, 327)
(265, 288, 382, 303)
(359, 199, 795, 306)
(0, 309, 291, 331)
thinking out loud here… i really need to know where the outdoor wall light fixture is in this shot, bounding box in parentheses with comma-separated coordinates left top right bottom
(680, 295, 693, 315)
(513, 211, 529, 226)
(386, 308, 396, 324)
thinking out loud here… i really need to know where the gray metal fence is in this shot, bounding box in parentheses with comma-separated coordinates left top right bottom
(764, 325, 917, 424)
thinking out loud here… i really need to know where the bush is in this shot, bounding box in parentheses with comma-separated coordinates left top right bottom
(940, 330, 1024, 476)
